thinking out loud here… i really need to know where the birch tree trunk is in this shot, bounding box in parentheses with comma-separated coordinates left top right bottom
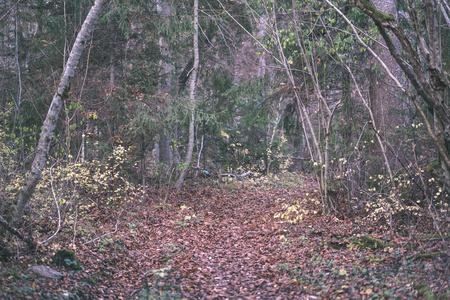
(175, 0, 199, 189)
(10, 0, 106, 228)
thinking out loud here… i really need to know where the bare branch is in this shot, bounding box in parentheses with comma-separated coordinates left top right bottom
(0, 215, 35, 250)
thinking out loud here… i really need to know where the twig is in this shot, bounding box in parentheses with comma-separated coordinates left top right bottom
(83, 209, 123, 245)
(0, 0, 22, 22)
(72, 205, 79, 246)
(197, 135, 204, 169)
(42, 161, 62, 244)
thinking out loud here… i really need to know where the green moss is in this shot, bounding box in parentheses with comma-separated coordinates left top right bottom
(443, 52, 450, 73)
(416, 283, 435, 299)
(61, 86, 70, 100)
(51, 249, 81, 270)
(407, 251, 443, 260)
(427, 160, 441, 173)
(83, 276, 98, 285)
(361, 235, 386, 249)
(359, 0, 396, 22)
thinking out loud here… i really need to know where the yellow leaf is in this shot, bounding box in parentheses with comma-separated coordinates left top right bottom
(220, 131, 230, 139)
(338, 269, 347, 276)
(365, 288, 373, 294)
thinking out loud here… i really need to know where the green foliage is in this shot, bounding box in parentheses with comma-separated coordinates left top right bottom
(415, 283, 435, 300)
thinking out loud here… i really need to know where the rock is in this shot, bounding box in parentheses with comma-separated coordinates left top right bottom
(28, 265, 63, 279)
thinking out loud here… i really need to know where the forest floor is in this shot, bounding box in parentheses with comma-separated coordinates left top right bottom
(0, 175, 449, 299)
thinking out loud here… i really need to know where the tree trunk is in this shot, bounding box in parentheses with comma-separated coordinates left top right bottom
(14, 4, 25, 172)
(175, 0, 199, 189)
(368, 0, 400, 175)
(157, 0, 174, 172)
(10, 0, 106, 228)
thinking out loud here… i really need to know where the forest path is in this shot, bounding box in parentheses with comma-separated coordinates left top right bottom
(1, 181, 448, 299)
(128, 184, 447, 299)
(155, 187, 314, 299)
(119, 185, 316, 299)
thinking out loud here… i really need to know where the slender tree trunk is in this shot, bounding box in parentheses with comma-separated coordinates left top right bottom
(341, 59, 354, 202)
(369, 0, 399, 134)
(141, 134, 146, 204)
(14, 4, 25, 172)
(175, 0, 199, 189)
(367, 0, 399, 178)
(109, 25, 115, 91)
(10, 0, 106, 228)
(157, 0, 173, 173)
(290, 0, 339, 211)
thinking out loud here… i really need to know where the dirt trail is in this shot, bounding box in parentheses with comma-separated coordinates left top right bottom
(159, 189, 308, 299)
(1, 184, 448, 299)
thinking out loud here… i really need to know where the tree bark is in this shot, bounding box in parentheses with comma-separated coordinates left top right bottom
(10, 0, 107, 227)
(175, 0, 199, 189)
(157, 0, 174, 172)
(368, 1, 399, 132)
(367, 0, 399, 177)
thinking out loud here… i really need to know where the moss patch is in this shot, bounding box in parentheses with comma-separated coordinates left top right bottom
(358, 0, 396, 23)
(51, 249, 81, 270)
